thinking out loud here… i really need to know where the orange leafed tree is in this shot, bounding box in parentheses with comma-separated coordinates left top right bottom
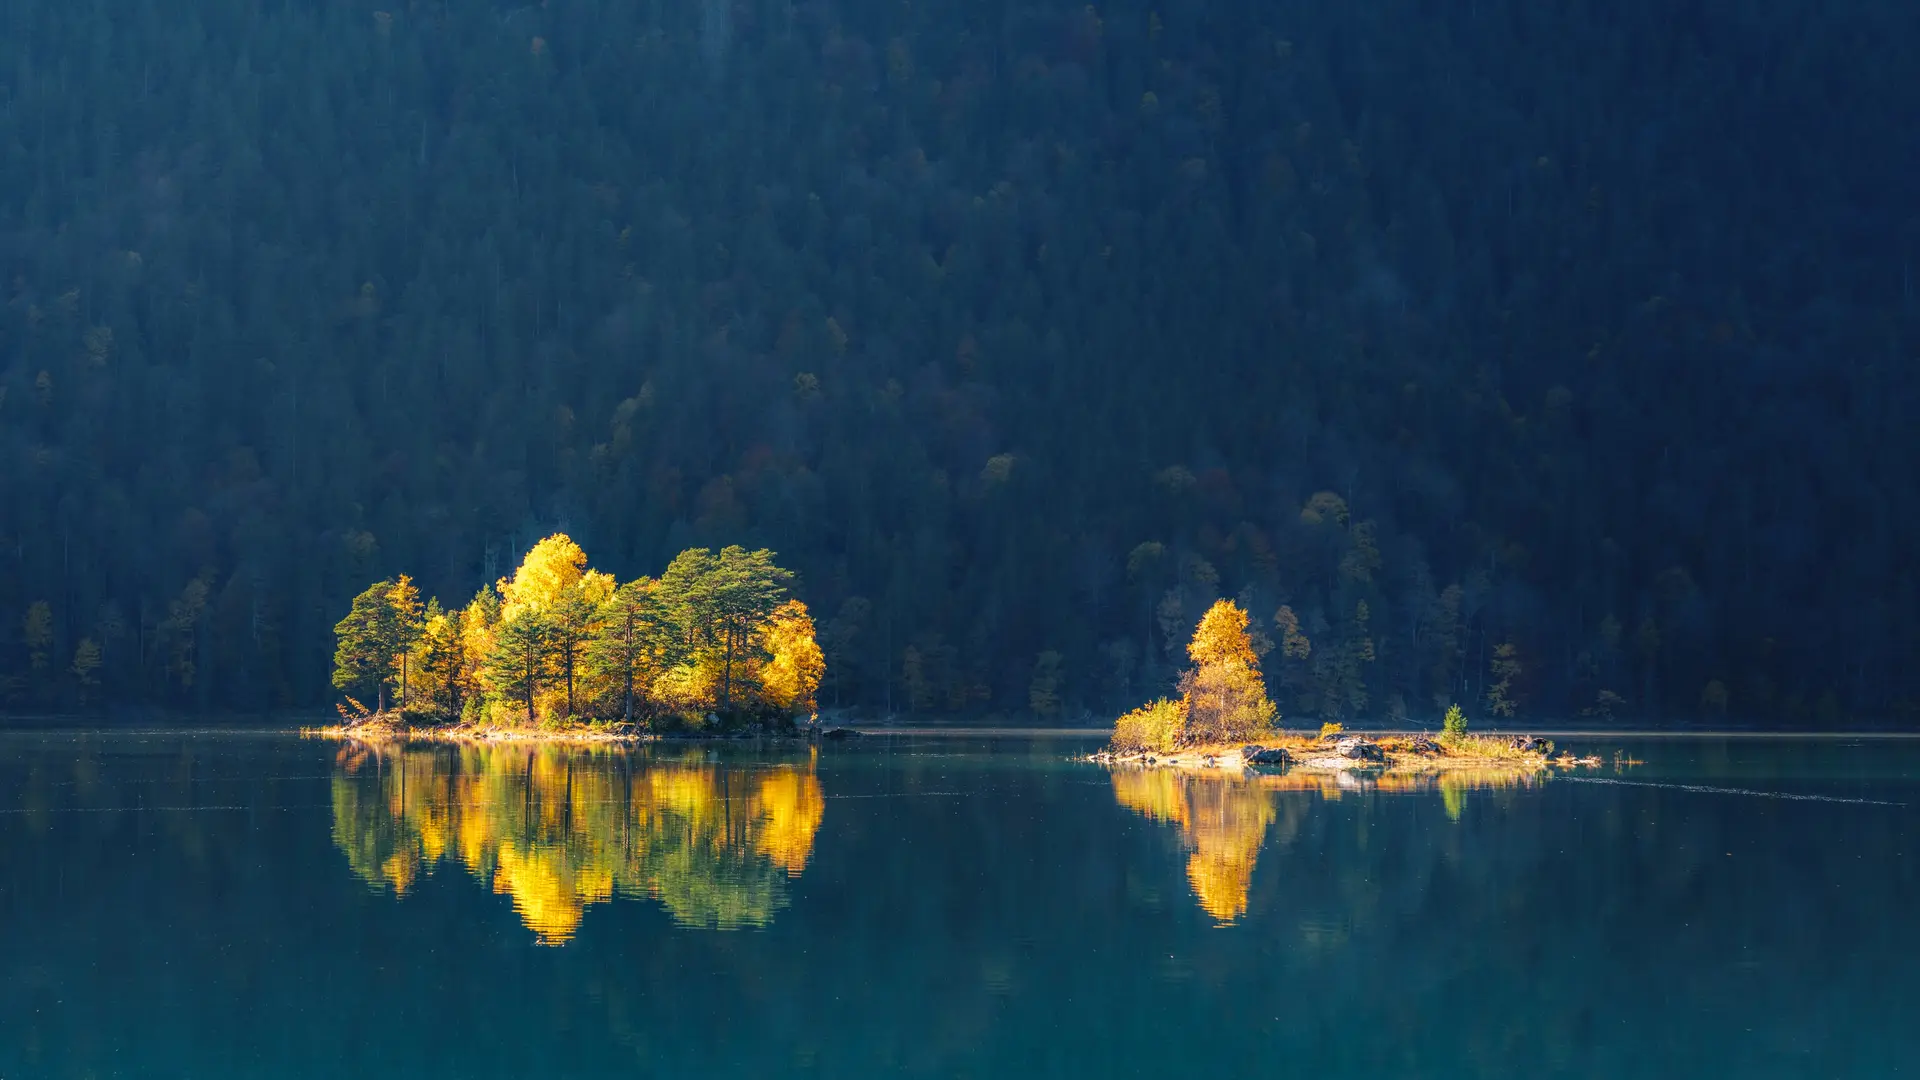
(1178, 599, 1277, 744)
(754, 599, 825, 716)
(1112, 599, 1278, 749)
(1188, 599, 1260, 669)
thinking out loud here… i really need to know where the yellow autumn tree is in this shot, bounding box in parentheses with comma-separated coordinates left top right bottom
(1111, 599, 1277, 750)
(499, 534, 597, 615)
(1178, 599, 1277, 743)
(1188, 599, 1260, 669)
(494, 534, 614, 718)
(753, 599, 825, 716)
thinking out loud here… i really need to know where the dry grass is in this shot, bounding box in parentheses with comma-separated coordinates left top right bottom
(303, 717, 652, 745)
(1094, 730, 1562, 775)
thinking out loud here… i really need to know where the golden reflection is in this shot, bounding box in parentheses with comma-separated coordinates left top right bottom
(1113, 770, 1286, 923)
(1111, 765, 1543, 923)
(330, 744, 824, 943)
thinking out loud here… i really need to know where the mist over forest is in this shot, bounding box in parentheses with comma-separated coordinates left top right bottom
(0, 0, 1913, 725)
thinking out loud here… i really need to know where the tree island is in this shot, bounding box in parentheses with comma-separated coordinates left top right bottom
(314, 534, 825, 742)
(1096, 599, 1603, 775)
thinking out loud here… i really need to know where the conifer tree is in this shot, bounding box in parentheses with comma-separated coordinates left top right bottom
(550, 575, 613, 718)
(71, 638, 102, 705)
(22, 601, 52, 675)
(587, 578, 676, 724)
(389, 575, 425, 708)
(414, 602, 469, 718)
(660, 546, 792, 711)
(1487, 642, 1523, 718)
(1029, 650, 1064, 718)
(487, 608, 555, 725)
(1178, 600, 1278, 743)
(333, 580, 402, 712)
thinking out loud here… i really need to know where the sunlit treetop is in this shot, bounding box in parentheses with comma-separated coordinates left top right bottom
(1188, 599, 1260, 671)
(499, 533, 608, 616)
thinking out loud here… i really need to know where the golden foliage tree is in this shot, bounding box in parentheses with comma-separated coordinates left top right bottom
(1188, 600, 1259, 669)
(388, 575, 425, 707)
(754, 599, 825, 716)
(1111, 600, 1277, 750)
(499, 533, 590, 615)
(1179, 600, 1277, 743)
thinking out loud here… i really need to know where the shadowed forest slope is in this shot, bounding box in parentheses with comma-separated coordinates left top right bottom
(0, 0, 1913, 723)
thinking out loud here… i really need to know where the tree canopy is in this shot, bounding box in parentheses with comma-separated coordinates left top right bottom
(333, 534, 821, 727)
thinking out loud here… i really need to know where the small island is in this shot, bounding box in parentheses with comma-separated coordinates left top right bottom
(1094, 599, 1602, 776)
(309, 534, 828, 744)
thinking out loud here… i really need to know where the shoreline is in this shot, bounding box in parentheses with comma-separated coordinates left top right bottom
(1091, 733, 1612, 775)
(303, 717, 863, 746)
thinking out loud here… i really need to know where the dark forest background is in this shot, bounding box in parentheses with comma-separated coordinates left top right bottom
(1, 0, 1914, 724)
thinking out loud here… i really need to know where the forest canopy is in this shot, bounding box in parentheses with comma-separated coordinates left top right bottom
(0, 0, 1915, 726)
(331, 535, 822, 728)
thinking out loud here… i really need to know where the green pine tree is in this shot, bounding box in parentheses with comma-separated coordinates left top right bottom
(586, 578, 676, 724)
(487, 608, 555, 725)
(333, 580, 403, 712)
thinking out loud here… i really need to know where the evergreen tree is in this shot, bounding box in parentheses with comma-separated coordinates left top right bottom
(71, 639, 102, 706)
(550, 578, 611, 719)
(413, 603, 469, 719)
(660, 547, 793, 712)
(333, 581, 402, 712)
(389, 576, 425, 709)
(586, 579, 675, 725)
(487, 609, 555, 726)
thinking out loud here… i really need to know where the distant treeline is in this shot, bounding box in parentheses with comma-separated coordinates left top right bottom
(0, 0, 1914, 725)
(332, 536, 821, 726)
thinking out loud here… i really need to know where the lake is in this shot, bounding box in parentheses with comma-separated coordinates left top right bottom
(1, 731, 1914, 1077)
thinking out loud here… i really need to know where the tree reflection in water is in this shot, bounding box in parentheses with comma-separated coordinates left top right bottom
(330, 742, 824, 943)
(1111, 766, 1544, 923)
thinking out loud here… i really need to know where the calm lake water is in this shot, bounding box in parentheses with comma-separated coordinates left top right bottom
(1, 731, 1914, 1078)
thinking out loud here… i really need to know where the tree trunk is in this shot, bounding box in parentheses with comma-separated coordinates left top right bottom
(720, 622, 735, 710)
(525, 640, 537, 724)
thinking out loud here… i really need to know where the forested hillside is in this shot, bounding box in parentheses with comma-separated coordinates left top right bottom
(1, 0, 1914, 724)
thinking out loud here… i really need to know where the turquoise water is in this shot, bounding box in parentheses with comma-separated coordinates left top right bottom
(1, 732, 1914, 1077)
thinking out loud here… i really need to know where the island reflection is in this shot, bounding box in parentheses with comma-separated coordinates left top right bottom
(1111, 766, 1545, 923)
(330, 743, 824, 943)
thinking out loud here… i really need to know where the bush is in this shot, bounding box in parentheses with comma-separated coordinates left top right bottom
(1443, 704, 1469, 738)
(1112, 698, 1189, 753)
(1319, 721, 1344, 740)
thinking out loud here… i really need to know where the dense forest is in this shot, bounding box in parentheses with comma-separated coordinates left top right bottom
(0, 0, 1914, 724)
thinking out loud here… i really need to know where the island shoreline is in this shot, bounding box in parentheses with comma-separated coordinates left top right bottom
(1091, 732, 1612, 776)
(303, 716, 862, 746)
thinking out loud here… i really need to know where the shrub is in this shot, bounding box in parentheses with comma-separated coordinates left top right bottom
(1112, 698, 1189, 753)
(1443, 704, 1469, 738)
(1319, 721, 1344, 740)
